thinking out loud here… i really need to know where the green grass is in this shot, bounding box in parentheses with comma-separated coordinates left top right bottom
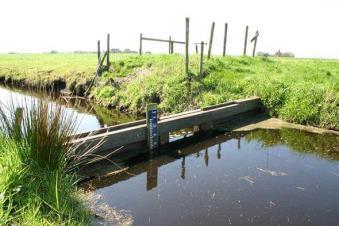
(0, 53, 338, 129)
(0, 97, 91, 225)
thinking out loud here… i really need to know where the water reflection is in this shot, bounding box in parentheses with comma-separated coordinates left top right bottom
(81, 128, 338, 226)
(0, 86, 136, 133)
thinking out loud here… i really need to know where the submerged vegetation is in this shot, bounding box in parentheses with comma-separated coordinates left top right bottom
(0, 98, 90, 225)
(0, 53, 338, 129)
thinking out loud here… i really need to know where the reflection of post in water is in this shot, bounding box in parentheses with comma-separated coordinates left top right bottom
(181, 156, 186, 179)
(266, 149, 270, 169)
(146, 160, 158, 191)
(204, 149, 209, 167)
(217, 143, 221, 159)
(237, 137, 241, 149)
(196, 151, 200, 158)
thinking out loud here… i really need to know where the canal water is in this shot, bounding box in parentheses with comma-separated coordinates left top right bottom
(1, 86, 339, 225)
(83, 129, 339, 225)
(0, 86, 136, 133)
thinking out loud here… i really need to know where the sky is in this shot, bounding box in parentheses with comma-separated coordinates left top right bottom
(1, 0, 339, 58)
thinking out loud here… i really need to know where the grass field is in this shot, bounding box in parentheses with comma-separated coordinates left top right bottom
(0, 53, 338, 129)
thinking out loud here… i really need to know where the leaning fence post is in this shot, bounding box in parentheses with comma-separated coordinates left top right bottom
(243, 26, 248, 56)
(97, 40, 101, 63)
(252, 37, 257, 57)
(207, 22, 215, 59)
(146, 103, 158, 151)
(200, 41, 204, 75)
(252, 31, 259, 57)
(223, 23, 228, 56)
(139, 33, 143, 55)
(185, 17, 189, 76)
(107, 33, 110, 67)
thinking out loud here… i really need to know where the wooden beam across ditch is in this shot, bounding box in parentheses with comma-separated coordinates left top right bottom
(72, 97, 261, 153)
(142, 37, 185, 44)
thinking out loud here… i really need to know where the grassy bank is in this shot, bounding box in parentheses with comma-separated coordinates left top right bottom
(0, 53, 338, 129)
(0, 99, 91, 225)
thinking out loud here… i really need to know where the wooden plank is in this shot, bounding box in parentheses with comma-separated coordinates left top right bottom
(142, 37, 185, 44)
(223, 23, 228, 56)
(207, 22, 215, 59)
(250, 31, 259, 42)
(157, 98, 260, 135)
(74, 109, 201, 139)
(72, 97, 261, 152)
(201, 101, 236, 111)
(73, 119, 146, 139)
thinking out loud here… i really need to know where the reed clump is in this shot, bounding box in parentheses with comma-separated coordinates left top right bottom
(0, 96, 91, 225)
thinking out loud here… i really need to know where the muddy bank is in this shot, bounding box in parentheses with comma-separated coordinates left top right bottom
(0, 75, 95, 97)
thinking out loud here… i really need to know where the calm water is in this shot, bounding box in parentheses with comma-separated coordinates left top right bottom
(2, 86, 339, 225)
(0, 86, 136, 133)
(84, 129, 339, 226)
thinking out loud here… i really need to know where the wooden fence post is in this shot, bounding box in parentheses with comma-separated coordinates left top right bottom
(195, 45, 198, 54)
(169, 36, 172, 54)
(185, 17, 189, 76)
(139, 33, 143, 55)
(252, 31, 259, 57)
(200, 41, 204, 75)
(97, 40, 100, 63)
(223, 23, 228, 56)
(107, 33, 110, 67)
(207, 22, 215, 59)
(243, 26, 248, 56)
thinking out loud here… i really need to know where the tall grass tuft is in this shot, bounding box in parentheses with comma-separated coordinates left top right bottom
(0, 97, 78, 170)
(0, 95, 91, 225)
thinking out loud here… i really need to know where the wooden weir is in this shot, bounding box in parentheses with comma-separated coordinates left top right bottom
(72, 97, 261, 153)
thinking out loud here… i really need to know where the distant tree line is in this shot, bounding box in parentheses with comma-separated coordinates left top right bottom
(111, 48, 138, 54)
